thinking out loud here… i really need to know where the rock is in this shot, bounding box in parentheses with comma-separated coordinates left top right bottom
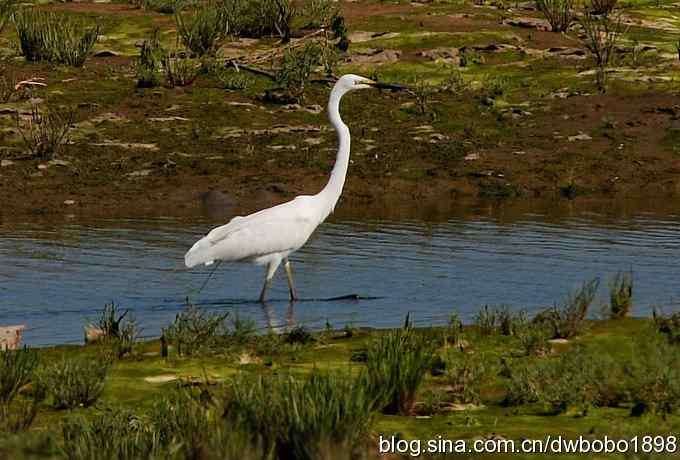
(548, 46, 586, 57)
(126, 169, 153, 177)
(348, 49, 401, 64)
(280, 104, 323, 114)
(84, 324, 105, 344)
(144, 375, 179, 384)
(419, 47, 460, 65)
(548, 338, 569, 345)
(91, 112, 127, 124)
(63, 200, 76, 206)
(37, 164, 48, 170)
(429, 133, 448, 143)
(503, 17, 551, 31)
(148, 116, 190, 122)
(0, 160, 14, 167)
(91, 141, 159, 151)
(348, 31, 375, 43)
(304, 137, 323, 145)
(464, 153, 480, 161)
(0, 325, 25, 350)
(568, 132, 592, 142)
(48, 159, 70, 167)
(93, 50, 119, 57)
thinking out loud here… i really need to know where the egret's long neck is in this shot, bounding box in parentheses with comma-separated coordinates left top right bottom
(318, 85, 351, 218)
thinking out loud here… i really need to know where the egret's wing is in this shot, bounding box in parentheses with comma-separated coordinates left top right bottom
(185, 198, 316, 267)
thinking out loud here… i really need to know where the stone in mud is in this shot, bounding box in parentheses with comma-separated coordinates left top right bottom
(419, 47, 460, 65)
(126, 169, 153, 177)
(93, 50, 119, 57)
(348, 49, 401, 64)
(503, 17, 551, 31)
(0, 325, 25, 350)
(0, 159, 14, 167)
(568, 132, 592, 142)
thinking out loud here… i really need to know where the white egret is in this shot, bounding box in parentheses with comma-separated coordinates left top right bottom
(185, 74, 400, 302)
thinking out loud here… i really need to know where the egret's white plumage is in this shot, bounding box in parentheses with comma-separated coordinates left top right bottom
(185, 74, 382, 301)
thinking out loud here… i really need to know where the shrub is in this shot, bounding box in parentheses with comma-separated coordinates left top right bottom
(0, 0, 14, 35)
(284, 325, 314, 345)
(502, 362, 540, 406)
(13, 9, 99, 66)
(16, 104, 75, 160)
(275, 42, 324, 101)
(216, 68, 252, 90)
(0, 348, 38, 404)
(653, 309, 680, 343)
(365, 326, 434, 415)
(536, 0, 575, 32)
(0, 400, 38, 434)
(444, 351, 492, 405)
(163, 53, 201, 87)
(628, 333, 680, 415)
(136, 29, 165, 88)
(227, 314, 257, 344)
(517, 323, 551, 357)
(535, 349, 599, 413)
(301, 0, 338, 28)
(37, 357, 109, 409)
(475, 305, 525, 336)
(92, 302, 139, 358)
(163, 301, 229, 356)
(445, 312, 464, 345)
(175, 3, 225, 57)
(537, 278, 600, 339)
(589, 0, 617, 14)
(62, 410, 158, 460)
(141, 0, 185, 14)
(609, 270, 633, 319)
(580, 10, 625, 92)
(226, 372, 374, 460)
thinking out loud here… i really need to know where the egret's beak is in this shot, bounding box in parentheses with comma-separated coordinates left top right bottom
(365, 80, 406, 91)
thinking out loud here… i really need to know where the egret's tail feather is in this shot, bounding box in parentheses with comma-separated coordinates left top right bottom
(184, 238, 215, 268)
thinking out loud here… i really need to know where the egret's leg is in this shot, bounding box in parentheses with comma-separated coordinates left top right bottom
(283, 258, 298, 301)
(259, 258, 281, 303)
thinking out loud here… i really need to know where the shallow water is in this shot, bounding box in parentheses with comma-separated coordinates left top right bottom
(1, 206, 680, 346)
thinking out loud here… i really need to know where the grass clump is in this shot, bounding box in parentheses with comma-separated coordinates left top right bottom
(37, 357, 109, 409)
(216, 68, 253, 90)
(275, 42, 324, 102)
(175, 3, 225, 57)
(0, 348, 38, 405)
(226, 372, 373, 460)
(536, 0, 575, 32)
(13, 9, 99, 66)
(163, 301, 229, 356)
(163, 53, 201, 87)
(136, 29, 164, 88)
(91, 302, 139, 358)
(475, 305, 526, 336)
(608, 270, 633, 319)
(537, 278, 600, 339)
(365, 322, 434, 415)
(16, 104, 75, 160)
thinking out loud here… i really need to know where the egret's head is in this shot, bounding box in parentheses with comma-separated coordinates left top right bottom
(336, 74, 405, 92)
(337, 74, 377, 91)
